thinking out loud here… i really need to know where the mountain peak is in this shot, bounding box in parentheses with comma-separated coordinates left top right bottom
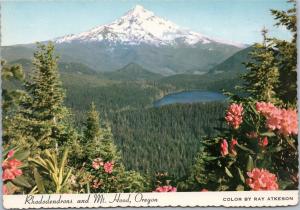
(130, 5, 149, 14)
(121, 5, 155, 24)
(54, 5, 244, 48)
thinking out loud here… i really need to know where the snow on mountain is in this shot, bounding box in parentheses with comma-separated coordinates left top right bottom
(54, 5, 244, 48)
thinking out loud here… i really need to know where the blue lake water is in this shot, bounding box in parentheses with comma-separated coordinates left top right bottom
(154, 90, 226, 107)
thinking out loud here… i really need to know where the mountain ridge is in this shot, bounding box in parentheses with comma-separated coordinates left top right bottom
(104, 62, 163, 81)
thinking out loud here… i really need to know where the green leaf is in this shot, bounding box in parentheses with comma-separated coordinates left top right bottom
(13, 150, 30, 161)
(29, 157, 48, 170)
(246, 155, 254, 171)
(11, 175, 32, 188)
(33, 168, 46, 194)
(237, 167, 245, 183)
(5, 181, 18, 193)
(278, 180, 293, 190)
(236, 144, 255, 154)
(225, 167, 233, 178)
(203, 156, 219, 161)
(29, 185, 38, 195)
(236, 185, 244, 191)
(260, 132, 276, 137)
(59, 148, 69, 185)
(217, 184, 229, 191)
(62, 168, 72, 188)
(86, 183, 90, 194)
(267, 146, 283, 153)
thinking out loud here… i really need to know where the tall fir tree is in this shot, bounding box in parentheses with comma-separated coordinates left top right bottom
(23, 42, 74, 152)
(271, 0, 297, 105)
(242, 27, 280, 103)
(82, 102, 120, 162)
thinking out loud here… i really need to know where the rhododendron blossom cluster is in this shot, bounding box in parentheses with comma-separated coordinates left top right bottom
(246, 168, 279, 191)
(92, 158, 114, 174)
(220, 139, 229, 156)
(256, 102, 298, 136)
(103, 162, 114, 174)
(2, 150, 23, 195)
(2, 151, 23, 181)
(225, 103, 243, 129)
(154, 185, 177, 192)
(92, 158, 104, 170)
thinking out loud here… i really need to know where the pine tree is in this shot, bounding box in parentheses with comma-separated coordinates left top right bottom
(1, 60, 30, 146)
(1, 60, 25, 114)
(83, 102, 120, 162)
(83, 102, 101, 144)
(23, 42, 72, 151)
(271, 0, 297, 105)
(242, 28, 280, 103)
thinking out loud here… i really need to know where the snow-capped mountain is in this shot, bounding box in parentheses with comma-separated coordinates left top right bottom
(4, 5, 245, 75)
(54, 5, 243, 48)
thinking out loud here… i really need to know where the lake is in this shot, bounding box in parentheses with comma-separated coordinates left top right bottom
(154, 90, 226, 107)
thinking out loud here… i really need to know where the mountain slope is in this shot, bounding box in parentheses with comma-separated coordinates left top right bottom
(104, 63, 162, 81)
(209, 46, 253, 74)
(9, 58, 97, 75)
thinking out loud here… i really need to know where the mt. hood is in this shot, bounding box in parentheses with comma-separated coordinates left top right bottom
(55, 5, 243, 48)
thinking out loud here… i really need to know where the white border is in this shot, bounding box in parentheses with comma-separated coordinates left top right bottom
(2, 191, 299, 209)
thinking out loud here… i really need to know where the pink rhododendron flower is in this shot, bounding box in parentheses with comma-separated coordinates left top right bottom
(230, 139, 238, 156)
(8, 159, 22, 168)
(256, 102, 298, 136)
(256, 102, 277, 117)
(246, 168, 279, 191)
(2, 159, 23, 181)
(277, 108, 298, 136)
(220, 139, 229, 156)
(259, 137, 268, 147)
(92, 158, 104, 170)
(225, 103, 243, 129)
(7, 150, 15, 159)
(2, 169, 15, 181)
(154, 186, 177, 192)
(103, 162, 114, 174)
(3, 185, 9, 195)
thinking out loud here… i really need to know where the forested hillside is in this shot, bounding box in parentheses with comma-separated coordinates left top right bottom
(110, 102, 227, 176)
(5, 55, 233, 177)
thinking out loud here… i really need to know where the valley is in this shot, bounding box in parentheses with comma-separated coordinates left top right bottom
(3, 48, 245, 177)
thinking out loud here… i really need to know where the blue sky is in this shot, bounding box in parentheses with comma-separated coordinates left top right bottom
(1, 0, 292, 46)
